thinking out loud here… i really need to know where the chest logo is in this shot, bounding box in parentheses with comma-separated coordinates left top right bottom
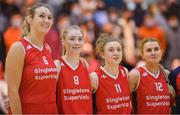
(101, 74, 107, 79)
(142, 72, 148, 77)
(27, 44, 32, 50)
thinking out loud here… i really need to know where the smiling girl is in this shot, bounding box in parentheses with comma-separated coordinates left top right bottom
(6, 3, 58, 114)
(56, 25, 92, 114)
(90, 33, 131, 114)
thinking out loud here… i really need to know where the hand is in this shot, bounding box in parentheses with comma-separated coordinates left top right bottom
(3, 98, 9, 113)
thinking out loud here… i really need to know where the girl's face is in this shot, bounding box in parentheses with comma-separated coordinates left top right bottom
(63, 29, 84, 55)
(142, 41, 162, 64)
(102, 41, 122, 65)
(30, 6, 53, 34)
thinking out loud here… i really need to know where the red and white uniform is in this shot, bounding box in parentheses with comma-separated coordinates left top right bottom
(18, 38, 58, 114)
(136, 66, 170, 114)
(57, 57, 92, 114)
(95, 66, 131, 114)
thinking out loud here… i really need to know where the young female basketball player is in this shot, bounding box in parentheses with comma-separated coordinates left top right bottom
(128, 38, 173, 114)
(56, 25, 92, 114)
(6, 3, 58, 114)
(90, 33, 131, 114)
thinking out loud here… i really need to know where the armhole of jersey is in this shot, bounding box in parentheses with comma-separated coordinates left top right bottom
(19, 41, 26, 58)
(164, 69, 170, 83)
(54, 59, 61, 81)
(161, 68, 176, 97)
(90, 72, 99, 93)
(134, 69, 141, 91)
(122, 66, 129, 79)
(159, 65, 170, 83)
(44, 42, 51, 54)
(80, 58, 89, 69)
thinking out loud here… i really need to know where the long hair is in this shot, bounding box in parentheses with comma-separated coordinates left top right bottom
(61, 25, 84, 55)
(95, 33, 123, 64)
(22, 3, 53, 37)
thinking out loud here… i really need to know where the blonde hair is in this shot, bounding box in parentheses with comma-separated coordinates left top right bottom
(96, 33, 123, 63)
(61, 25, 84, 55)
(140, 37, 161, 54)
(22, 3, 53, 37)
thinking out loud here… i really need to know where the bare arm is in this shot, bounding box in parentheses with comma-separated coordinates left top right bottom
(128, 69, 140, 93)
(5, 42, 25, 114)
(159, 65, 176, 97)
(89, 72, 98, 93)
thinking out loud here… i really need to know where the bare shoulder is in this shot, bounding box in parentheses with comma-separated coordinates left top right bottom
(159, 64, 170, 76)
(10, 41, 24, 50)
(128, 68, 140, 92)
(90, 72, 98, 78)
(129, 68, 139, 78)
(90, 72, 99, 92)
(7, 42, 25, 59)
(122, 66, 129, 75)
(79, 57, 89, 68)
(164, 69, 170, 76)
(54, 59, 61, 67)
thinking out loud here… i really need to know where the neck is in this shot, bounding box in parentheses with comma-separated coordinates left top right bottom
(145, 63, 159, 75)
(63, 54, 79, 67)
(103, 63, 119, 76)
(28, 31, 45, 48)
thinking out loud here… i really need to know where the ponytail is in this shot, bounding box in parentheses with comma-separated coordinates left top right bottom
(22, 17, 30, 37)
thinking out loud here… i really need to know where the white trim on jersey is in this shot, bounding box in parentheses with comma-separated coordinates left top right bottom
(142, 66, 160, 79)
(134, 69, 141, 91)
(100, 66, 119, 80)
(62, 57, 79, 71)
(19, 40, 26, 56)
(23, 37, 44, 51)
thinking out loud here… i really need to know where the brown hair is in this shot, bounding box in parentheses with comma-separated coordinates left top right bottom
(22, 3, 53, 37)
(140, 37, 161, 53)
(96, 33, 123, 63)
(61, 25, 84, 55)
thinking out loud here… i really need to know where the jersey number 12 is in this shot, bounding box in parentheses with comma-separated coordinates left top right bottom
(154, 82, 163, 91)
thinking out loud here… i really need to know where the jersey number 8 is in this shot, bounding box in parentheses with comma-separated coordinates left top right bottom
(73, 76, 79, 85)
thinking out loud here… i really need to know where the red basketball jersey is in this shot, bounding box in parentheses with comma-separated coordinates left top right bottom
(95, 66, 131, 114)
(57, 57, 92, 114)
(136, 66, 170, 114)
(18, 38, 58, 114)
